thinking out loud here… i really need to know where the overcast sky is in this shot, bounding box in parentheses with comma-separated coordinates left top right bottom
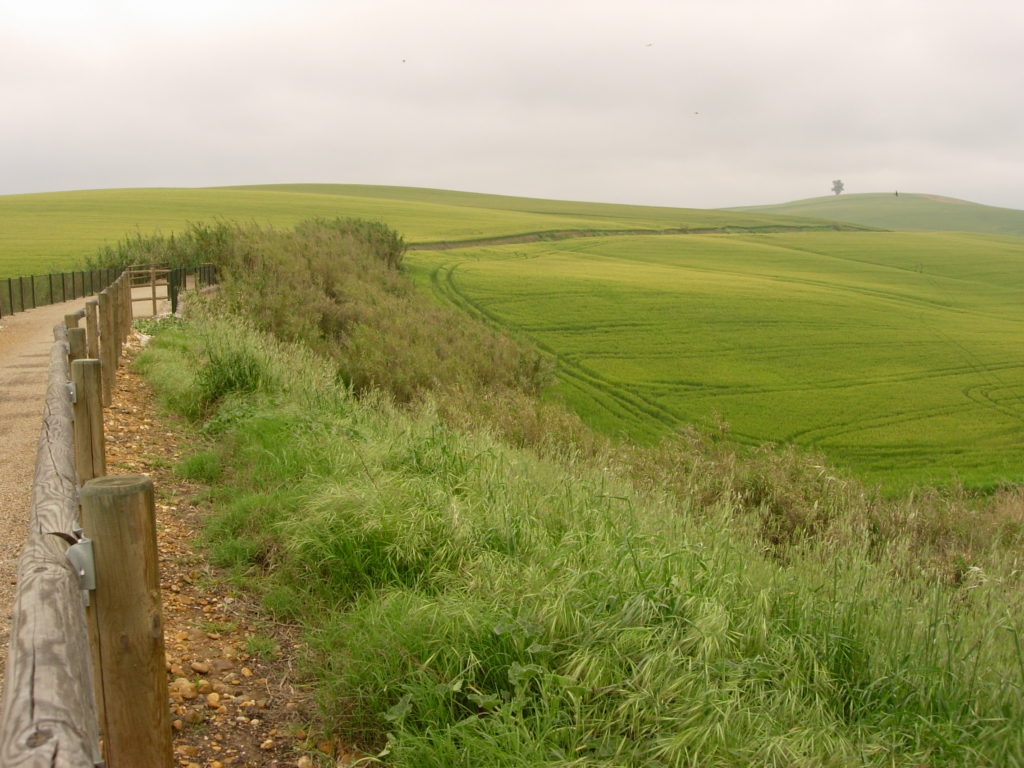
(3, 0, 1023, 209)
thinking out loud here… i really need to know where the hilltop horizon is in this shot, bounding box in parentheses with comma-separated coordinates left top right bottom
(731, 191, 1024, 236)
(3, 185, 1022, 277)
(4, 182, 1023, 217)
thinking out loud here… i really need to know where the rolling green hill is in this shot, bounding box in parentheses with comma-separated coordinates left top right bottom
(230, 183, 832, 229)
(4, 183, 1021, 489)
(0, 185, 842, 277)
(730, 193, 1024, 236)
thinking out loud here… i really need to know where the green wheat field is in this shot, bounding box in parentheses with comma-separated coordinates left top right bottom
(0, 184, 825, 276)
(2, 185, 1022, 489)
(413, 230, 1024, 489)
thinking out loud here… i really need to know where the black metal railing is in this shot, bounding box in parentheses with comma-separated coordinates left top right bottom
(168, 264, 218, 314)
(0, 269, 120, 318)
(1, 265, 218, 319)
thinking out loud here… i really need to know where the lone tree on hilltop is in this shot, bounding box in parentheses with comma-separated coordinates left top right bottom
(831, 179, 844, 195)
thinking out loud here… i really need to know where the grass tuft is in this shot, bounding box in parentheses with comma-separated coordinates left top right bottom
(176, 450, 221, 483)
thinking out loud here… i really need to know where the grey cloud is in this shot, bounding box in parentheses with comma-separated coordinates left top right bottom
(1, 0, 1023, 209)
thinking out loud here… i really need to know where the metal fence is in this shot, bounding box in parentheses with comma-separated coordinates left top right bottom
(1, 265, 218, 319)
(0, 269, 120, 318)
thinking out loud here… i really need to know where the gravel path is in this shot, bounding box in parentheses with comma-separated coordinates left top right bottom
(0, 299, 94, 693)
(0, 297, 348, 763)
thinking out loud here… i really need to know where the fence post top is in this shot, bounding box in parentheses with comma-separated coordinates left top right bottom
(81, 474, 152, 499)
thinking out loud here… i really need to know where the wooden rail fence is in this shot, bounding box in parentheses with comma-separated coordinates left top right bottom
(0, 265, 214, 767)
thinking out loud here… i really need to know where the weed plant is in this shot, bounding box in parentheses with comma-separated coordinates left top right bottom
(127, 221, 1024, 766)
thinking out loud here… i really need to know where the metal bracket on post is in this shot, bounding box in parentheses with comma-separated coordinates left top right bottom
(50, 530, 96, 605)
(66, 538, 96, 592)
(67, 381, 78, 404)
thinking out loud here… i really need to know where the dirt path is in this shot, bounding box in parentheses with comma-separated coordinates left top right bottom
(0, 299, 98, 692)
(0, 302, 344, 764)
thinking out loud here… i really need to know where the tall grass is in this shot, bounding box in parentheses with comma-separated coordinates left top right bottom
(137, 313, 1024, 766)
(128, 220, 1024, 765)
(121, 219, 1024, 765)
(125, 218, 1022, 573)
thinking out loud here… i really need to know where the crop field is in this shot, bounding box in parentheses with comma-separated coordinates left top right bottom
(0, 185, 830, 277)
(4, 184, 1021, 488)
(413, 230, 1024, 489)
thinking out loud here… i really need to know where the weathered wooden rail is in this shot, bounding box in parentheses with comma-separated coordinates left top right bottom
(127, 265, 171, 319)
(0, 324, 101, 767)
(0, 266, 213, 767)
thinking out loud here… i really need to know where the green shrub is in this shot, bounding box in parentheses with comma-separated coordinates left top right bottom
(110, 218, 549, 407)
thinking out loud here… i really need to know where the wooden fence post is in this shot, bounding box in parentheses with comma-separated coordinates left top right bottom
(71, 359, 106, 484)
(79, 475, 173, 768)
(85, 299, 100, 358)
(98, 290, 115, 406)
(122, 275, 132, 343)
(67, 327, 87, 363)
(111, 279, 123, 367)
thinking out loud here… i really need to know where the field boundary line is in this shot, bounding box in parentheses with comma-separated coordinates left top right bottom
(409, 223, 870, 251)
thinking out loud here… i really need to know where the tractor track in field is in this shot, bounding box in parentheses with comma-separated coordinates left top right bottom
(419, 229, 1024, 481)
(427, 255, 699, 441)
(408, 223, 867, 252)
